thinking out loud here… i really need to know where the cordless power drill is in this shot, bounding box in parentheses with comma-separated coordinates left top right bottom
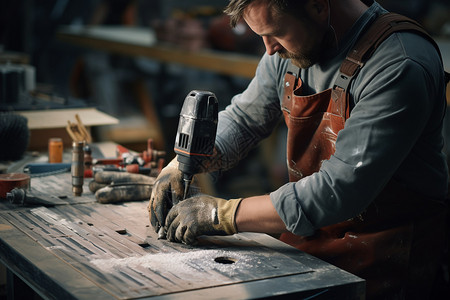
(174, 90, 218, 199)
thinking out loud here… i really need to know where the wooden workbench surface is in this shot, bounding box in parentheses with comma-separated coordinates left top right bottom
(0, 173, 365, 299)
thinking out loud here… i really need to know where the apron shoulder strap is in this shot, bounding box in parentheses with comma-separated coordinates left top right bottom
(286, 61, 299, 77)
(334, 12, 446, 93)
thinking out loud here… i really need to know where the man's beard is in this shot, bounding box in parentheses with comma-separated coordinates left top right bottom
(278, 26, 336, 69)
(278, 48, 319, 69)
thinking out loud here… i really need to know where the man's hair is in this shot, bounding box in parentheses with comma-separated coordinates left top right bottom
(224, 0, 308, 27)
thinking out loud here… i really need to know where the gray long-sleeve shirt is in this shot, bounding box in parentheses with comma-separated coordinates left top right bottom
(214, 2, 449, 236)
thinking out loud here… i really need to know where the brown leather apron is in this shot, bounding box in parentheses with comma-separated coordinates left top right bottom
(278, 13, 448, 299)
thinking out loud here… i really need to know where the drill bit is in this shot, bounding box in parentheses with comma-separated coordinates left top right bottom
(183, 174, 193, 199)
(183, 179, 191, 199)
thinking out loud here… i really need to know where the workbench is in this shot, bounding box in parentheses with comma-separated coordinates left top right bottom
(0, 169, 365, 299)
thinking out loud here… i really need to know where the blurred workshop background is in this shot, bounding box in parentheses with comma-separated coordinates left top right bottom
(0, 0, 449, 198)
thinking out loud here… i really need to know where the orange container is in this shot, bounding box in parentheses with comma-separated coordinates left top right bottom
(48, 138, 63, 163)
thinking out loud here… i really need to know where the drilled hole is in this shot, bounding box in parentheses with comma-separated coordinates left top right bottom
(139, 242, 150, 249)
(214, 257, 237, 264)
(116, 229, 127, 235)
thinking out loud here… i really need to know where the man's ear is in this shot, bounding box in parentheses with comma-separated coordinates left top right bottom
(306, 0, 329, 22)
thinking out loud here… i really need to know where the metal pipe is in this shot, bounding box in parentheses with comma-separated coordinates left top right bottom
(71, 141, 84, 196)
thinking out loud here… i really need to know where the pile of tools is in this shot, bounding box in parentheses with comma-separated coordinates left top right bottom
(3, 114, 166, 206)
(66, 113, 166, 203)
(88, 138, 165, 204)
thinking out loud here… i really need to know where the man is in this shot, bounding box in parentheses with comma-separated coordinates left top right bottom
(149, 0, 449, 298)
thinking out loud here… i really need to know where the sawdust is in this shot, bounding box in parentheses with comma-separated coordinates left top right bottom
(90, 249, 255, 280)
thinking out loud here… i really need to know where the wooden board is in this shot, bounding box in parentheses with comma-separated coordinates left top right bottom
(18, 108, 118, 130)
(57, 26, 260, 79)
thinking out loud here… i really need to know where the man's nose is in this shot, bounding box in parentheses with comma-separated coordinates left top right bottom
(262, 36, 282, 55)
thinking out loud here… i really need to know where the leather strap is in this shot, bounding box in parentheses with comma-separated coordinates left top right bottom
(335, 13, 447, 92)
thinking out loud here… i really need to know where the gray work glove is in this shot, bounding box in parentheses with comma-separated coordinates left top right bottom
(89, 171, 155, 204)
(148, 158, 185, 234)
(165, 195, 243, 245)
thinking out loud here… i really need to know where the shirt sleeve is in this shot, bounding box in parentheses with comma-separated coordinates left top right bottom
(215, 53, 285, 170)
(271, 33, 448, 236)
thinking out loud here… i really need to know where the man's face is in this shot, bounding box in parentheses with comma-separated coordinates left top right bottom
(243, 0, 330, 68)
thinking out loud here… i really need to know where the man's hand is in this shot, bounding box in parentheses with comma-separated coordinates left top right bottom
(148, 158, 185, 234)
(165, 195, 243, 245)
